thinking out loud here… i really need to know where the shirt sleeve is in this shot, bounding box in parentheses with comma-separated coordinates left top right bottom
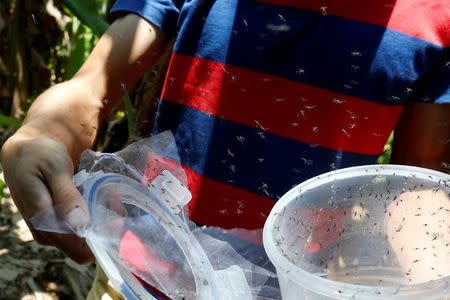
(413, 52, 450, 104)
(110, 0, 183, 35)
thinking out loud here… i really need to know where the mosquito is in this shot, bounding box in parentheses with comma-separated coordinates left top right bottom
(31, 14, 39, 25)
(235, 135, 246, 144)
(351, 50, 362, 57)
(254, 120, 268, 131)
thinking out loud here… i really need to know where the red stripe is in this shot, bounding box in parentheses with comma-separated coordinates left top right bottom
(139, 154, 356, 249)
(184, 166, 275, 233)
(182, 166, 356, 248)
(140, 152, 274, 234)
(162, 54, 404, 155)
(259, 0, 450, 47)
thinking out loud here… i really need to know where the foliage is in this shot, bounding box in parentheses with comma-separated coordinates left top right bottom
(0, 0, 110, 130)
(377, 132, 394, 164)
(59, 0, 108, 78)
(0, 113, 21, 129)
(0, 0, 141, 148)
(60, 0, 108, 36)
(0, 178, 5, 199)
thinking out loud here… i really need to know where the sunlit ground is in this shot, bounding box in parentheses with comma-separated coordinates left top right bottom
(0, 170, 95, 300)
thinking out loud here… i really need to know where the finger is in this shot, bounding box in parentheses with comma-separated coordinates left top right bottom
(9, 170, 53, 224)
(43, 156, 90, 233)
(2, 137, 94, 263)
(106, 190, 128, 217)
(14, 172, 94, 263)
(49, 232, 94, 264)
(29, 228, 54, 246)
(42, 156, 96, 263)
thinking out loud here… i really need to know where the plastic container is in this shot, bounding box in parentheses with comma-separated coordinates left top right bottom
(263, 165, 450, 299)
(30, 132, 276, 299)
(80, 170, 252, 300)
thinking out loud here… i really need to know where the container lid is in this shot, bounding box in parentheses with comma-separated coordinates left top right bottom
(82, 170, 248, 299)
(29, 131, 275, 300)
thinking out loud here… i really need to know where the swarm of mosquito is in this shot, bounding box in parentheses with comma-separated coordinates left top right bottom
(271, 170, 450, 297)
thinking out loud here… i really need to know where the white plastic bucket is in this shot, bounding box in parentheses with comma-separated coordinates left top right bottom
(263, 165, 450, 299)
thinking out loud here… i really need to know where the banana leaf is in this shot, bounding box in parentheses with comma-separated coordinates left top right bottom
(60, 0, 108, 36)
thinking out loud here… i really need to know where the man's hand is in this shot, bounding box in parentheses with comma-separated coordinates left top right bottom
(0, 78, 101, 264)
(0, 14, 166, 263)
(1, 135, 93, 263)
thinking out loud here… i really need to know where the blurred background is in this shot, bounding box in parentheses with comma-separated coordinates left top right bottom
(0, 1, 393, 299)
(0, 0, 172, 298)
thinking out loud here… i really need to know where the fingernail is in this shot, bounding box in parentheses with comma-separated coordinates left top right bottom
(65, 206, 89, 236)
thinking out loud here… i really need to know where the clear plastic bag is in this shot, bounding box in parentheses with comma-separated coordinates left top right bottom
(30, 131, 280, 300)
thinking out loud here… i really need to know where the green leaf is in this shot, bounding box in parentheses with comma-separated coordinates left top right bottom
(0, 114, 21, 128)
(65, 20, 96, 78)
(66, 21, 87, 78)
(0, 178, 5, 199)
(377, 131, 394, 164)
(123, 94, 137, 138)
(60, 0, 108, 36)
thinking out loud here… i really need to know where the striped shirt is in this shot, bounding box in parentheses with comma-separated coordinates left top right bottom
(112, 0, 450, 230)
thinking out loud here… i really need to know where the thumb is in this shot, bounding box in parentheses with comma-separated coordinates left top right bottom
(44, 161, 90, 234)
(44, 168, 95, 263)
(64, 203, 90, 235)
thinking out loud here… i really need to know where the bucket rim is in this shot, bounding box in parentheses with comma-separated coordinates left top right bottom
(263, 164, 450, 299)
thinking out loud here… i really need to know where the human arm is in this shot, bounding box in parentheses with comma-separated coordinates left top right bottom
(0, 14, 166, 263)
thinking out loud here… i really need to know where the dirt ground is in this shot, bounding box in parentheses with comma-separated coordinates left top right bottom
(0, 171, 96, 300)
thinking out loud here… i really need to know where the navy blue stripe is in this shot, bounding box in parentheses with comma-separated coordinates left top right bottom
(175, 0, 447, 105)
(153, 101, 379, 200)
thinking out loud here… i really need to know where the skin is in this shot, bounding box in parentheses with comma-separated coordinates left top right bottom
(1, 13, 449, 265)
(1, 15, 166, 263)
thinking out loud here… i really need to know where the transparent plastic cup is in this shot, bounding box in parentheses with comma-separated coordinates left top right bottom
(263, 165, 450, 299)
